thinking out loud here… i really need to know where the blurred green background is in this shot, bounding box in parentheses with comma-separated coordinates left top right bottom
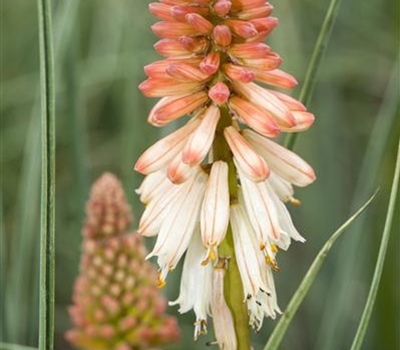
(1, 0, 399, 349)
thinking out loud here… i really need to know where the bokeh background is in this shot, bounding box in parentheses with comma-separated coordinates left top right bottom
(2, 0, 399, 349)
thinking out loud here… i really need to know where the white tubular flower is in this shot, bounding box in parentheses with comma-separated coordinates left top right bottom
(200, 161, 229, 263)
(266, 182, 306, 243)
(137, 178, 181, 237)
(147, 169, 208, 286)
(243, 129, 316, 187)
(230, 202, 268, 298)
(135, 169, 170, 204)
(236, 162, 281, 246)
(268, 171, 296, 203)
(170, 231, 212, 340)
(210, 260, 237, 350)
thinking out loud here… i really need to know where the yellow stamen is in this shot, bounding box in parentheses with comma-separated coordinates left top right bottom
(290, 197, 302, 206)
(157, 273, 166, 289)
(270, 244, 279, 253)
(265, 256, 280, 272)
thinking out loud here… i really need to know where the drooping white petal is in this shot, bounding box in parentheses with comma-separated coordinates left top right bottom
(268, 171, 295, 203)
(200, 161, 229, 259)
(210, 262, 237, 350)
(230, 202, 268, 298)
(135, 170, 171, 204)
(236, 163, 281, 244)
(167, 151, 196, 184)
(147, 169, 207, 271)
(138, 178, 181, 237)
(266, 183, 306, 243)
(169, 231, 212, 340)
(243, 129, 316, 187)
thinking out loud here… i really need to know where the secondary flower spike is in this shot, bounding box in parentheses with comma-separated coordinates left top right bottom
(135, 0, 316, 347)
(66, 173, 180, 350)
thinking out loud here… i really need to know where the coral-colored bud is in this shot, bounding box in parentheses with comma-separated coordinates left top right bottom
(149, 3, 175, 21)
(148, 92, 208, 126)
(223, 63, 255, 83)
(152, 21, 197, 39)
(139, 78, 203, 97)
(179, 36, 208, 53)
(185, 13, 213, 34)
(229, 42, 271, 59)
(251, 17, 279, 34)
(213, 0, 232, 17)
(166, 62, 210, 81)
(268, 90, 306, 111)
(200, 51, 220, 75)
(213, 25, 232, 47)
(237, 4, 274, 20)
(252, 68, 298, 89)
(209, 82, 230, 105)
(240, 53, 282, 71)
(170, 5, 209, 21)
(281, 111, 315, 132)
(230, 0, 265, 11)
(225, 19, 258, 38)
(229, 96, 280, 137)
(154, 39, 190, 57)
(167, 153, 195, 184)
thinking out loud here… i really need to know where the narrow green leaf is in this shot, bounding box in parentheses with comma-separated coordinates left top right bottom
(263, 190, 378, 350)
(0, 343, 37, 350)
(350, 134, 400, 350)
(37, 0, 56, 349)
(284, 0, 343, 150)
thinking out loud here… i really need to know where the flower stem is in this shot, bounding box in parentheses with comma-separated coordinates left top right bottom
(213, 106, 251, 350)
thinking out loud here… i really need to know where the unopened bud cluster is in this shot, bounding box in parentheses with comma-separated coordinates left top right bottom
(66, 173, 180, 350)
(135, 0, 317, 346)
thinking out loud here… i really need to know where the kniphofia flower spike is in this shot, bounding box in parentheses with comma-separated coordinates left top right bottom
(135, 0, 316, 347)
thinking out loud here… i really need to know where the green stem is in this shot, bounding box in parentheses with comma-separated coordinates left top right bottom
(37, 0, 56, 349)
(213, 106, 251, 350)
(284, 0, 343, 150)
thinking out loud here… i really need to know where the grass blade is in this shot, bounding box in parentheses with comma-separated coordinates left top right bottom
(284, 0, 343, 150)
(263, 190, 378, 350)
(37, 0, 56, 349)
(349, 132, 400, 350)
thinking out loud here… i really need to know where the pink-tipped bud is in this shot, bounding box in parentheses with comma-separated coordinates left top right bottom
(148, 92, 208, 126)
(185, 13, 213, 34)
(200, 51, 220, 75)
(230, 0, 266, 11)
(139, 78, 203, 97)
(167, 153, 195, 184)
(229, 42, 271, 59)
(134, 119, 201, 174)
(268, 90, 306, 111)
(251, 17, 279, 34)
(241, 53, 282, 71)
(182, 105, 221, 166)
(209, 82, 230, 105)
(213, 25, 232, 47)
(225, 19, 258, 38)
(171, 5, 209, 21)
(229, 96, 280, 138)
(237, 4, 274, 20)
(223, 64, 255, 83)
(149, 3, 175, 21)
(281, 111, 315, 132)
(252, 68, 298, 89)
(179, 36, 208, 53)
(224, 126, 270, 182)
(151, 21, 197, 39)
(213, 0, 232, 17)
(166, 62, 210, 81)
(154, 39, 190, 57)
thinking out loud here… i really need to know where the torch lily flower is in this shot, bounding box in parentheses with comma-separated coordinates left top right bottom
(134, 0, 316, 345)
